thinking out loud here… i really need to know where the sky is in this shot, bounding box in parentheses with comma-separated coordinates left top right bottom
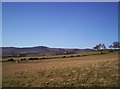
(2, 2, 118, 49)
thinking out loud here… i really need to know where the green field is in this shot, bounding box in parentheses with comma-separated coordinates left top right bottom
(2, 50, 119, 88)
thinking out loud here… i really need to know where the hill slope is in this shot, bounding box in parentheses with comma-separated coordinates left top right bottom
(1, 46, 94, 58)
(2, 51, 119, 87)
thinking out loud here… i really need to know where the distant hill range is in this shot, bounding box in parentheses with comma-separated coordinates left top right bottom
(1, 46, 94, 58)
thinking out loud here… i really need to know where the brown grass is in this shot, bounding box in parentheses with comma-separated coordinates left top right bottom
(2, 51, 119, 87)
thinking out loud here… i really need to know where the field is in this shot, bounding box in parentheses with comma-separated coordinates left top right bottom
(2, 50, 119, 88)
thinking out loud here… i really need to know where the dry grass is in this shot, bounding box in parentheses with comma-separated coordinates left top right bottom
(2, 51, 119, 87)
(2, 50, 109, 61)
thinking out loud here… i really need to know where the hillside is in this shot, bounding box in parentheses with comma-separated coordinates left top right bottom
(2, 50, 119, 87)
(1, 46, 94, 58)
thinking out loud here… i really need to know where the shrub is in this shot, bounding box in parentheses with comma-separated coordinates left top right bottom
(20, 58, 26, 61)
(8, 58, 15, 61)
(101, 52, 105, 54)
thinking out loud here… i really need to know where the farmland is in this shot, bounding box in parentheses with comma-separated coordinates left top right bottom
(2, 50, 119, 87)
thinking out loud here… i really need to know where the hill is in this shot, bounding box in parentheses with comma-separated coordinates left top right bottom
(1, 46, 94, 58)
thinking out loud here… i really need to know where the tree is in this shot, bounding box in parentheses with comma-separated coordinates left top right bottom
(93, 44, 101, 50)
(101, 44, 106, 49)
(109, 41, 120, 49)
(112, 41, 120, 49)
(109, 45, 113, 49)
(93, 44, 106, 51)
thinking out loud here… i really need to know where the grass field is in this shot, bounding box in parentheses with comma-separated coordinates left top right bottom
(1, 50, 110, 61)
(2, 50, 119, 87)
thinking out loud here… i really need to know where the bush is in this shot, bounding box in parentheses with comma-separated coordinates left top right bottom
(28, 58, 34, 60)
(20, 58, 26, 61)
(63, 56, 66, 58)
(8, 58, 15, 61)
(77, 55, 80, 57)
(101, 52, 105, 54)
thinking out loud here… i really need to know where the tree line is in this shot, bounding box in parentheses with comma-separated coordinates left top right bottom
(93, 41, 120, 51)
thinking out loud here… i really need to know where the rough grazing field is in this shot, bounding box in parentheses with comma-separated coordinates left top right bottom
(2, 51, 119, 88)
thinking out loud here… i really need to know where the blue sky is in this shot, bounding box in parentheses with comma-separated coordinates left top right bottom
(2, 2, 118, 49)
